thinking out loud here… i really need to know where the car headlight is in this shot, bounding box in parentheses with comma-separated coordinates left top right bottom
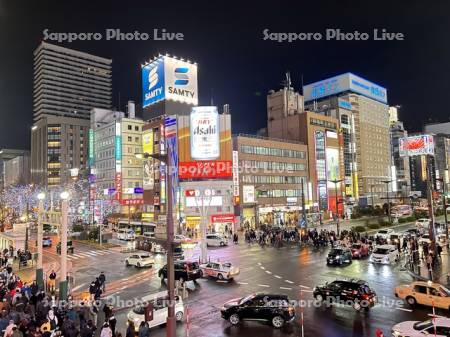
(383, 256, 389, 262)
(335, 255, 340, 259)
(134, 318, 140, 322)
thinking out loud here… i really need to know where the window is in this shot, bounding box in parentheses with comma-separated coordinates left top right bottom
(135, 126, 139, 131)
(128, 125, 132, 130)
(128, 136, 132, 142)
(413, 285, 427, 294)
(135, 137, 139, 142)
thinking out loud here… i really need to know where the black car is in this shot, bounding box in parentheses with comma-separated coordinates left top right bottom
(221, 293, 295, 328)
(158, 261, 201, 283)
(173, 246, 184, 260)
(313, 279, 377, 311)
(56, 241, 74, 254)
(326, 247, 352, 265)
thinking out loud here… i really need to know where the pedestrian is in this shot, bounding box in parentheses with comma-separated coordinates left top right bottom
(100, 322, 112, 337)
(137, 321, 149, 337)
(48, 271, 56, 293)
(437, 244, 442, 258)
(99, 272, 106, 292)
(125, 321, 135, 337)
(80, 320, 96, 337)
(108, 313, 117, 337)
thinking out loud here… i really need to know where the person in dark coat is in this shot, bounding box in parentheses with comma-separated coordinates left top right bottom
(125, 321, 135, 337)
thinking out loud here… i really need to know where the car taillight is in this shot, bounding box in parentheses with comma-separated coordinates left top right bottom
(288, 306, 295, 314)
(353, 290, 358, 295)
(362, 294, 370, 300)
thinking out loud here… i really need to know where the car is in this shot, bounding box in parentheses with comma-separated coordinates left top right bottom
(389, 234, 401, 245)
(415, 218, 430, 229)
(142, 232, 155, 238)
(173, 246, 184, 260)
(437, 233, 448, 245)
(327, 247, 352, 265)
(125, 254, 155, 268)
(369, 245, 399, 264)
(418, 234, 431, 245)
(158, 261, 201, 283)
(206, 234, 228, 247)
(199, 262, 240, 281)
(350, 243, 369, 259)
(375, 229, 395, 240)
(403, 228, 421, 239)
(395, 281, 450, 309)
(220, 293, 295, 328)
(174, 234, 193, 243)
(42, 237, 53, 247)
(151, 243, 166, 254)
(392, 318, 450, 337)
(56, 241, 74, 254)
(313, 279, 377, 311)
(127, 291, 184, 330)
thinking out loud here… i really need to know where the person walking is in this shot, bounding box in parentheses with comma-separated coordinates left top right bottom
(137, 321, 149, 337)
(48, 271, 56, 293)
(125, 321, 135, 337)
(100, 322, 112, 337)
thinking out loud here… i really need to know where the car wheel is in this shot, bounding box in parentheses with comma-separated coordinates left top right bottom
(229, 313, 240, 325)
(338, 260, 343, 266)
(137, 263, 141, 268)
(353, 302, 362, 311)
(125, 260, 130, 267)
(175, 311, 184, 321)
(272, 315, 285, 328)
(406, 296, 416, 307)
(220, 241, 224, 246)
(218, 273, 224, 280)
(314, 294, 324, 302)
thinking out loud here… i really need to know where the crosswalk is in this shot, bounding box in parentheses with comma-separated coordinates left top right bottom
(66, 250, 110, 260)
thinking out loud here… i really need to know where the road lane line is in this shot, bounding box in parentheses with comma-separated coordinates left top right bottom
(396, 307, 413, 312)
(280, 287, 292, 290)
(76, 253, 92, 257)
(274, 275, 282, 279)
(265, 270, 272, 274)
(216, 280, 228, 283)
(71, 283, 86, 292)
(72, 254, 85, 258)
(300, 290, 313, 293)
(285, 280, 294, 284)
(237, 282, 248, 285)
(258, 284, 270, 288)
(257, 262, 261, 266)
(299, 285, 311, 289)
(260, 266, 265, 270)
(83, 252, 98, 256)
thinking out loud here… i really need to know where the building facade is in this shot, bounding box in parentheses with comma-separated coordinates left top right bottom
(424, 122, 450, 191)
(31, 42, 112, 187)
(233, 134, 308, 228)
(0, 149, 30, 189)
(3, 154, 31, 187)
(389, 116, 411, 200)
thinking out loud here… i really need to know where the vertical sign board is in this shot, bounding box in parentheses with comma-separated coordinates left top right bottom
(115, 122, 122, 201)
(142, 129, 154, 191)
(232, 151, 239, 197)
(190, 106, 220, 160)
(165, 115, 178, 210)
(315, 130, 328, 210)
(88, 129, 94, 166)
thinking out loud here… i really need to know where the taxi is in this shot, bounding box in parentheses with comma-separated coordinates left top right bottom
(395, 280, 450, 309)
(199, 262, 240, 281)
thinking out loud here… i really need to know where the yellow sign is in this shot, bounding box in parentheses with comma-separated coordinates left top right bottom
(142, 130, 154, 155)
(141, 212, 154, 220)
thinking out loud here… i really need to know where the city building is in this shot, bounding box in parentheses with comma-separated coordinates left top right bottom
(424, 122, 450, 190)
(31, 42, 112, 187)
(303, 73, 391, 203)
(90, 103, 145, 222)
(389, 107, 411, 201)
(233, 134, 308, 228)
(0, 149, 30, 189)
(3, 153, 31, 187)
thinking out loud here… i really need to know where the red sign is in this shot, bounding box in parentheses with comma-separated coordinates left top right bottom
(115, 173, 122, 201)
(211, 214, 235, 223)
(154, 196, 160, 205)
(179, 160, 232, 179)
(120, 199, 144, 206)
(185, 189, 196, 197)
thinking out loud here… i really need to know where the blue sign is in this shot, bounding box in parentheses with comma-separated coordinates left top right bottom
(115, 136, 122, 160)
(108, 188, 116, 195)
(134, 187, 143, 194)
(338, 99, 352, 110)
(142, 57, 165, 107)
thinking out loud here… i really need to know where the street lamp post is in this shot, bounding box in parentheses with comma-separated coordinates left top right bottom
(329, 179, 343, 237)
(370, 184, 375, 207)
(36, 192, 45, 291)
(436, 173, 449, 241)
(59, 191, 69, 300)
(137, 150, 176, 337)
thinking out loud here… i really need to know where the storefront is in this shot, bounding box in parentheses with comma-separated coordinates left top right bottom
(258, 206, 303, 228)
(210, 214, 235, 234)
(241, 207, 256, 229)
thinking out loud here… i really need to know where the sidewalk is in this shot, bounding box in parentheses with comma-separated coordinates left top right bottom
(404, 246, 450, 286)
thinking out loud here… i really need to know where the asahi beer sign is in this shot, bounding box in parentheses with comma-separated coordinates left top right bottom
(190, 106, 220, 160)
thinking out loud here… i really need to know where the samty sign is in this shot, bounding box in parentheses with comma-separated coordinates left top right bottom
(190, 106, 220, 160)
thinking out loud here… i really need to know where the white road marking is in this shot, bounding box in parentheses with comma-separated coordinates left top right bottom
(86, 251, 104, 255)
(83, 252, 98, 256)
(299, 285, 311, 289)
(260, 266, 265, 270)
(300, 290, 313, 293)
(285, 280, 294, 284)
(280, 287, 292, 290)
(396, 307, 413, 312)
(257, 262, 262, 266)
(72, 254, 85, 258)
(237, 282, 248, 285)
(216, 280, 228, 283)
(258, 284, 270, 288)
(265, 270, 272, 274)
(76, 253, 92, 258)
(274, 275, 282, 279)
(71, 283, 86, 292)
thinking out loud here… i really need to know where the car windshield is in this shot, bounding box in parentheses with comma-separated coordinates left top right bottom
(222, 263, 232, 269)
(440, 285, 450, 297)
(133, 306, 145, 315)
(352, 244, 361, 249)
(378, 230, 388, 234)
(239, 294, 255, 305)
(373, 248, 389, 254)
(413, 320, 434, 331)
(422, 235, 430, 239)
(140, 255, 150, 259)
(330, 249, 343, 255)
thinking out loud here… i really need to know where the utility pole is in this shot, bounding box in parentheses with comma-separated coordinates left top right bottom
(329, 179, 343, 236)
(426, 155, 438, 257)
(59, 191, 69, 300)
(301, 178, 307, 226)
(370, 184, 375, 208)
(36, 193, 45, 290)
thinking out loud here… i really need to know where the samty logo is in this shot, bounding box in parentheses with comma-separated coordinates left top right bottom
(174, 67, 189, 85)
(148, 66, 159, 89)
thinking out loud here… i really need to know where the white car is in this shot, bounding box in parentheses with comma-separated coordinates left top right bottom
(206, 234, 228, 247)
(418, 234, 431, 245)
(375, 229, 395, 240)
(125, 254, 155, 268)
(369, 245, 400, 264)
(127, 291, 184, 330)
(199, 262, 240, 281)
(392, 318, 450, 337)
(415, 218, 430, 229)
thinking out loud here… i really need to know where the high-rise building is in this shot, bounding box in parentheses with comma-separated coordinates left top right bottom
(31, 42, 112, 186)
(3, 154, 31, 188)
(303, 73, 391, 202)
(0, 149, 30, 189)
(424, 122, 450, 190)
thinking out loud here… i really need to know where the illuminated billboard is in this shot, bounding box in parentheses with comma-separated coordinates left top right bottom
(142, 55, 198, 107)
(143, 160, 154, 190)
(399, 135, 435, 157)
(190, 106, 220, 160)
(303, 73, 387, 104)
(326, 148, 340, 188)
(142, 129, 153, 155)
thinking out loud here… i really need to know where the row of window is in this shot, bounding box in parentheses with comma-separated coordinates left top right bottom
(241, 145, 306, 158)
(310, 118, 337, 130)
(127, 136, 141, 143)
(259, 189, 303, 198)
(242, 175, 306, 184)
(241, 160, 306, 171)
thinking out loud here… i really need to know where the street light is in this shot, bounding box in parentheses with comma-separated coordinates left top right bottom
(36, 192, 45, 290)
(59, 191, 69, 300)
(328, 179, 344, 236)
(136, 150, 176, 337)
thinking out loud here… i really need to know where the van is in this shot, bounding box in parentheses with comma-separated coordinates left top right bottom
(117, 228, 135, 241)
(206, 234, 228, 247)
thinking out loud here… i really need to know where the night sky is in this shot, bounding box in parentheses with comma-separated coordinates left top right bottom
(1, 0, 449, 150)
